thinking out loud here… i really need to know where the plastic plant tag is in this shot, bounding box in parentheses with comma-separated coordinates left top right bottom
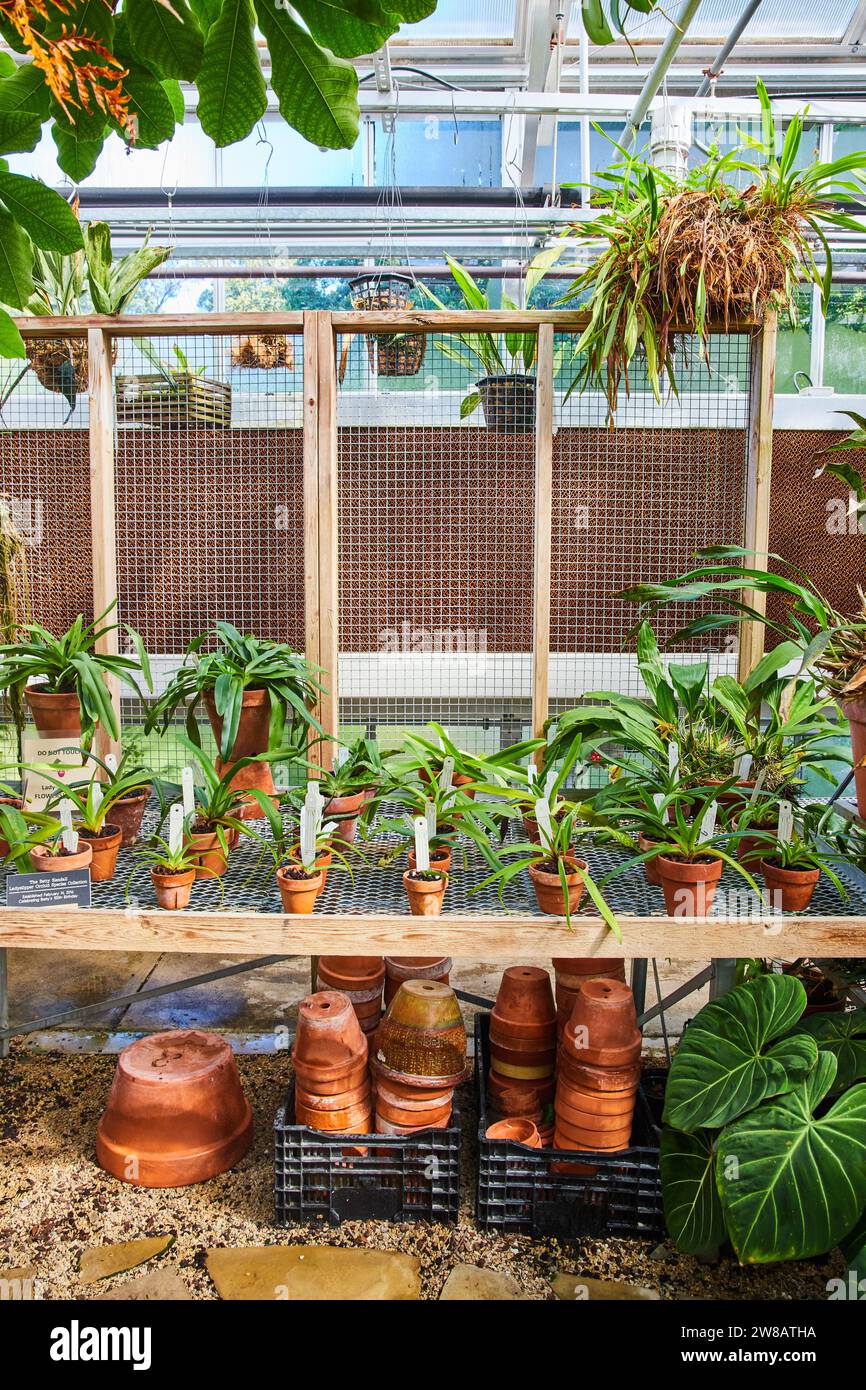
(59, 798, 77, 853)
(168, 803, 184, 855)
(697, 800, 718, 842)
(748, 768, 767, 803)
(652, 792, 665, 814)
(736, 752, 753, 781)
(413, 816, 430, 872)
(105, 753, 118, 775)
(527, 761, 536, 784)
(778, 800, 794, 844)
(181, 766, 195, 819)
(425, 800, 437, 838)
(668, 741, 679, 776)
(534, 797, 554, 846)
(91, 782, 103, 814)
(438, 756, 455, 792)
(334, 746, 347, 767)
(300, 805, 317, 871)
(543, 769, 557, 799)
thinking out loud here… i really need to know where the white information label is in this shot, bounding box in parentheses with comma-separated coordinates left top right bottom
(413, 816, 430, 872)
(778, 800, 794, 844)
(534, 797, 554, 846)
(300, 805, 317, 870)
(168, 803, 184, 855)
(181, 766, 196, 818)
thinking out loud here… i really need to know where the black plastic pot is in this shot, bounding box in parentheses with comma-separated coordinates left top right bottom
(477, 373, 536, 433)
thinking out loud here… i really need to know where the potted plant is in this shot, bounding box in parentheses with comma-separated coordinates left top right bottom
(173, 738, 276, 881)
(403, 864, 448, 917)
(27, 823, 93, 875)
(89, 750, 154, 846)
(146, 621, 323, 812)
(309, 735, 390, 836)
(753, 810, 847, 913)
(560, 80, 866, 416)
(375, 763, 497, 873)
(231, 334, 294, 371)
(41, 772, 126, 883)
(0, 803, 62, 870)
(347, 271, 426, 378)
(0, 602, 152, 748)
(420, 251, 562, 431)
(132, 834, 199, 910)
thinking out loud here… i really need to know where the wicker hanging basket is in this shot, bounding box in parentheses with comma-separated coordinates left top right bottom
(349, 272, 426, 379)
(231, 334, 294, 370)
(27, 338, 117, 397)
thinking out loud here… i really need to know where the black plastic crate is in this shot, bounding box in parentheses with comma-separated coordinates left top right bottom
(274, 1082, 461, 1227)
(475, 1013, 665, 1240)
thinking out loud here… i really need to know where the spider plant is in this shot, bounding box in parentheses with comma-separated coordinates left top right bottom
(133, 834, 199, 876)
(317, 734, 388, 800)
(375, 757, 497, 869)
(145, 621, 324, 762)
(560, 80, 866, 415)
(0, 602, 152, 748)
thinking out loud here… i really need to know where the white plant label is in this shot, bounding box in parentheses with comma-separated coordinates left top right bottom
(698, 800, 718, 842)
(778, 800, 794, 844)
(300, 805, 317, 870)
(748, 768, 767, 803)
(105, 753, 118, 775)
(668, 741, 680, 776)
(334, 746, 347, 767)
(543, 769, 557, 800)
(59, 798, 77, 853)
(413, 815, 430, 872)
(438, 756, 455, 792)
(425, 800, 437, 838)
(91, 782, 103, 814)
(736, 752, 753, 781)
(527, 761, 536, 784)
(652, 792, 665, 814)
(181, 766, 196, 819)
(168, 803, 184, 855)
(535, 797, 554, 846)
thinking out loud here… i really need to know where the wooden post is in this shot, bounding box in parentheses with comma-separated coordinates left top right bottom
(738, 312, 777, 681)
(303, 311, 322, 769)
(316, 312, 339, 772)
(531, 323, 555, 761)
(87, 327, 121, 762)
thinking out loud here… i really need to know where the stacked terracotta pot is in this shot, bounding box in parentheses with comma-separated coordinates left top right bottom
(383, 956, 452, 1006)
(552, 957, 627, 1041)
(316, 956, 385, 1035)
(555, 978, 641, 1154)
(291, 991, 373, 1136)
(371, 980, 466, 1136)
(486, 967, 557, 1146)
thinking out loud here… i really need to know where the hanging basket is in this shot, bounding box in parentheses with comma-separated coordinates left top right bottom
(231, 334, 294, 370)
(115, 372, 232, 429)
(349, 272, 427, 379)
(27, 338, 117, 397)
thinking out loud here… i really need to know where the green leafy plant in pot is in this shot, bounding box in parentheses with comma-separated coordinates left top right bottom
(750, 806, 847, 914)
(171, 736, 278, 881)
(660, 973, 866, 1269)
(131, 833, 200, 911)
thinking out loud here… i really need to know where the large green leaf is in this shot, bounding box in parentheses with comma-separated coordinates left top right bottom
(797, 1010, 866, 1092)
(0, 109, 42, 156)
(0, 173, 82, 253)
(0, 65, 50, 118)
(126, 0, 204, 80)
(197, 0, 266, 147)
(189, 0, 224, 32)
(52, 124, 106, 183)
(254, 0, 359, 150)
(0, 206, 32, 307)
(660, 1126, 726, 1259)
(0, 305, 25, 358)
(717, 1053, 866, 1263)
(121, 69, 177, 149)
(291, 0, 399, 58)
(663, 975, 816, 1133)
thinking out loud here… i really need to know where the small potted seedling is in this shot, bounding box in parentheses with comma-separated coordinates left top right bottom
(403, 815, 448, 916)
(0, 803, 63, 870)
(376, 763, 491, 872)
(41, 755, 156, 881)
(92, 750, 153, 846)
(279, 779, 358, 891)
(134, 806, 199, 910)
(27, 805, 92, 874)
(624, 790, 761, 918)
(174, 738, 274, 880)
(755, 803, 846, 913)
(274, 796, 325, 913)
(314, 735, 388, 836)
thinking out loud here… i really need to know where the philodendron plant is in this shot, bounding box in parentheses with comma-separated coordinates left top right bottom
(660, 974, 866, 1268)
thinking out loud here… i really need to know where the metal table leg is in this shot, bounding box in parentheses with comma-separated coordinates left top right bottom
(631, 958, 648, 1019)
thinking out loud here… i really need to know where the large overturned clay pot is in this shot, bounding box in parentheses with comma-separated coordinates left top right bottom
(96, 1029, 253, 1187)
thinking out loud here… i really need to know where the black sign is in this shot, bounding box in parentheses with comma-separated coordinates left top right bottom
(6, 869, 92, 909)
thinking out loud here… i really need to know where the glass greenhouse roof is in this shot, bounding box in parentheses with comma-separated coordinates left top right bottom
(567, 0, 863, 44)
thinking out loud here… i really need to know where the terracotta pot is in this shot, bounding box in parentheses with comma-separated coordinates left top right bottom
(490, 1035, 557, 1064)
(489, 1055, 555, 1081)
(185, 827, 231, 881)
(403, 869, 447, 916)
(370, 1064, 454, 1106)
(328, 813, 359, 845)
(295, 1098, 373, 1133)
(420, 768, 476, 800)
(110, 788, 151, 846)
(529, 857, 586, 915)
(760, 858, 820, 912)
(150, 866, 195, 909)
(552, 956, 625, 979)
(376, 1096, 453, 1128)
(75, 824, 122, 882)
(96, 1029, 253, 1187)
(205, 688, 277, 817)
(558, 1053, 642, 1092)
(29, 840, 93, 873)
(564, 976, 639, 1054)
(294, 1056, 369, 1097)
(553, 1122, 632, 1153)
(375, 1112, 452, 1136)
(407, 844, 452, 874)
(492, 965, 556, 1033)
(638, 833, 662, 886)
(289, 843, 333, 887)
(375, 980, 466, 1084)
(25, 685, 81, 737)
(292, 990, 368, 1082)
(487, 1070, 554, 1114)
(656, 854, 724, 918)
(276, 864, 323, 913)
(843, 696, 866, 818)
(316, 974, 383, 1034)
(556, 1079, 637, 1116)
(485, 1117, 541, 1147)
(318, 956, 385, 992)
(384, 956, 452, 1005)
(701, 778, 756, 810)
(737, 826, 776, 865)
(374, 1078, 454, 1113)
(555, 1093, 636, 1133)
(324, 789, 366, 817)
(295, 1078, 371, 1112)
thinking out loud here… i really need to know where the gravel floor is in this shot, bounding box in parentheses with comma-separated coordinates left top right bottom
(0, 1046, 844, 1301)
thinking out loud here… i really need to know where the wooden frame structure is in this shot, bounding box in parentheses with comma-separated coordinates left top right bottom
(2, 306, 858, 965)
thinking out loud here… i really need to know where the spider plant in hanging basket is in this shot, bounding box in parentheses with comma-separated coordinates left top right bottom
(560, 80, 866, 416)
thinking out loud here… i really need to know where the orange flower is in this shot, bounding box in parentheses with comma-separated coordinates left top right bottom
(0, 0, 130, 132)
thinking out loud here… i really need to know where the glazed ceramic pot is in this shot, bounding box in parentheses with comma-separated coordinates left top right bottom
(489, 1053, 555, 1081)
(760, 858, 820, 912)
(529, 856, 586, 915)
(25, 685, 81, 737)
(656, 854, 724, 917)
(96, 1029, 253, 1186)
(384, 956, 452, 1006)
(75, 824, 122, 882)
(491, 966, 556, 1036)
(276, 865, 323, 913)
(111, 788, 151, 846)
(485, 1117, 541, 1147)
(374, 980, 466, 1084)
(563, 979, 641, 1067)
(403, 869, 448, 916)
(292, 990, 368, 1083)
(151, 866, 195, 909)
(29, 841, 93, 873)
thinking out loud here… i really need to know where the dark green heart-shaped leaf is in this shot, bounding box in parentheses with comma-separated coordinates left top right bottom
(717, 1053, 866, 1263)
(0, 173, 82, 253)
(663, 975, 815, 1132)
(660, 1126, 725, 1259)
(197, 0, 266, 147)
(254, 0, 359, 150)
(796, 1010, 866, 1091)
(126, 0, 204, 80)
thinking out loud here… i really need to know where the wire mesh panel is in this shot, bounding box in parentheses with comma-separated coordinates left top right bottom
(112, 330, 305, 779)
(336, 326, 537, 753)
(550, 331, 752, 716)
